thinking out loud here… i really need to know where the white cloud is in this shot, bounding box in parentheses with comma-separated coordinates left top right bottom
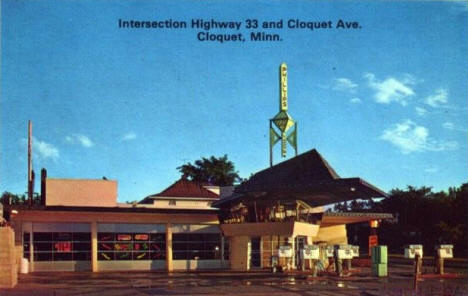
(332, 78, 358, 93)
(121, 132, 137, 141)
(442, 122, 454, 130)
(415, 107, 427, 116)
(424, 167, 439, 173)
(350, 97, 362, 104)
(22, 137, 59, 160)
(424, 88, 448, 108)
(364, 73, 415, 105)
(66, 134, 94, 148)
(35, 138, 59, 160)
(380, 119, 458, 154)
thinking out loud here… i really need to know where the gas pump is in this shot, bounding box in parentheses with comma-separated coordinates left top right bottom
(300, 245, 320, 275)
(325, 245, 334, 272)
(334, 244, 353, 276)
(347, 245, 359, 271)
(434, 244, 453, 275)
(278, 246, 293, 271)
(404, 244, 423, 275)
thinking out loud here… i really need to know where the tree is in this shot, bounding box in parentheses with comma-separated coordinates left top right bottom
(177, 155, 241, 186)
(369, 184, 468, 257)
(0, 191, 42, 206)
(0, 192, 27, 205)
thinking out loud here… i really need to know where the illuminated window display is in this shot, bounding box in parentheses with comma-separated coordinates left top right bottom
(32, 232, 91, 261)
(98, 232, 166, 261)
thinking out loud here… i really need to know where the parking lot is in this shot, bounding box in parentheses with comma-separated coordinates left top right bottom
(1, 264, 468, 296)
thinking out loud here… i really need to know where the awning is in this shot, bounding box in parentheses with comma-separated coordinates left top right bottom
(320, 212, 393, 227)
(220, 221, 319, 237)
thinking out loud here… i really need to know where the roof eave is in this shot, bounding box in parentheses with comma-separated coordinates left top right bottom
(215, 178, 387, 208)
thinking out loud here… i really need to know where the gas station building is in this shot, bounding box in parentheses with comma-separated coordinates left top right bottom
(7, 148, 392, 273)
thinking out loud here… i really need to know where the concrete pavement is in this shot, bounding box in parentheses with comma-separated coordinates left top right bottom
(1, 264, 467, 296)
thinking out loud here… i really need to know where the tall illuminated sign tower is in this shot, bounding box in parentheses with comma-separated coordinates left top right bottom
(269, 63, 298, 167)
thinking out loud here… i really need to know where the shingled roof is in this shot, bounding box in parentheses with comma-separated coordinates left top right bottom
(215, 149, 387, 207)
(139, 179, 219, 204)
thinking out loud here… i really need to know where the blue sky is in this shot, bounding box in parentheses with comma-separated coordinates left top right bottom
(1, 0, 467, 202)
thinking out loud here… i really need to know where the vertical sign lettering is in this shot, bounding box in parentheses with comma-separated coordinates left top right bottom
(281, 132, 287, 157)
(280, 63, 288, 111)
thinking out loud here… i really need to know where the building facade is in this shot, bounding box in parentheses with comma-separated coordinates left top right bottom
(11, 179, 227, 272)
(8, 149, 391, 272)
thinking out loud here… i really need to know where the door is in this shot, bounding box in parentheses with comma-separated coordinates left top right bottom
(250, 237, 261, 268)
(295, 236, 307, 269)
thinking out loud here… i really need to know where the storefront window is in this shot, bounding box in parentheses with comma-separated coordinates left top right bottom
(97, 232, 166, 261)
(32, 232, 91, 261)
(23, 233, 30, 259)
(172, 233, 221, 260)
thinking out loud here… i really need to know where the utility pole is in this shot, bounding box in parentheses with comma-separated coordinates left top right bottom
(28, 120, 33, 206)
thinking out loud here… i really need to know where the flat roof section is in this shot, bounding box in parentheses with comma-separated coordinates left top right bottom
(11, 205, 218, 215)
(321, 212, 394, 227)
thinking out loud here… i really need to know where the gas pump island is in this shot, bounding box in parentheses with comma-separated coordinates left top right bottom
(215, 63, 392, 274)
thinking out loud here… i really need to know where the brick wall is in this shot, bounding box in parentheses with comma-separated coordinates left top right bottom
(0, 227, 18, 288)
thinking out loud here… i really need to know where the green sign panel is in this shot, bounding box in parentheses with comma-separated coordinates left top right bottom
(270, 63, 298, 166)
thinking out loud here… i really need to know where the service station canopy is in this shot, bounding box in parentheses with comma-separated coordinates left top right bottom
(320, 212, 393, 227)
(214, 149, 388, 208)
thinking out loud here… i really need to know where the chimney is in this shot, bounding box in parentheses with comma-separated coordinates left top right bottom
(40, 168, 47, 206)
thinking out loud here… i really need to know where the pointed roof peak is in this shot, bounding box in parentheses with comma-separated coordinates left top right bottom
(306, 149, 340, 179)
(272, 148, 340, 179)
(236, 148, 340, 193)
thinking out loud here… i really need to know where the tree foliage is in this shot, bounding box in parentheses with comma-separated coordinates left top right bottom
(0, 192, 27, 205)
(332, 183, 468, 257)
(177, 155, 241, 186)
(0, 191, 42, 206)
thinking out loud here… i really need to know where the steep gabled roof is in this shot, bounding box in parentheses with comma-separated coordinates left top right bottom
(235, 149, 340, 193)
(140, 179, 219, 204)
(214, 148, 387, 208)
